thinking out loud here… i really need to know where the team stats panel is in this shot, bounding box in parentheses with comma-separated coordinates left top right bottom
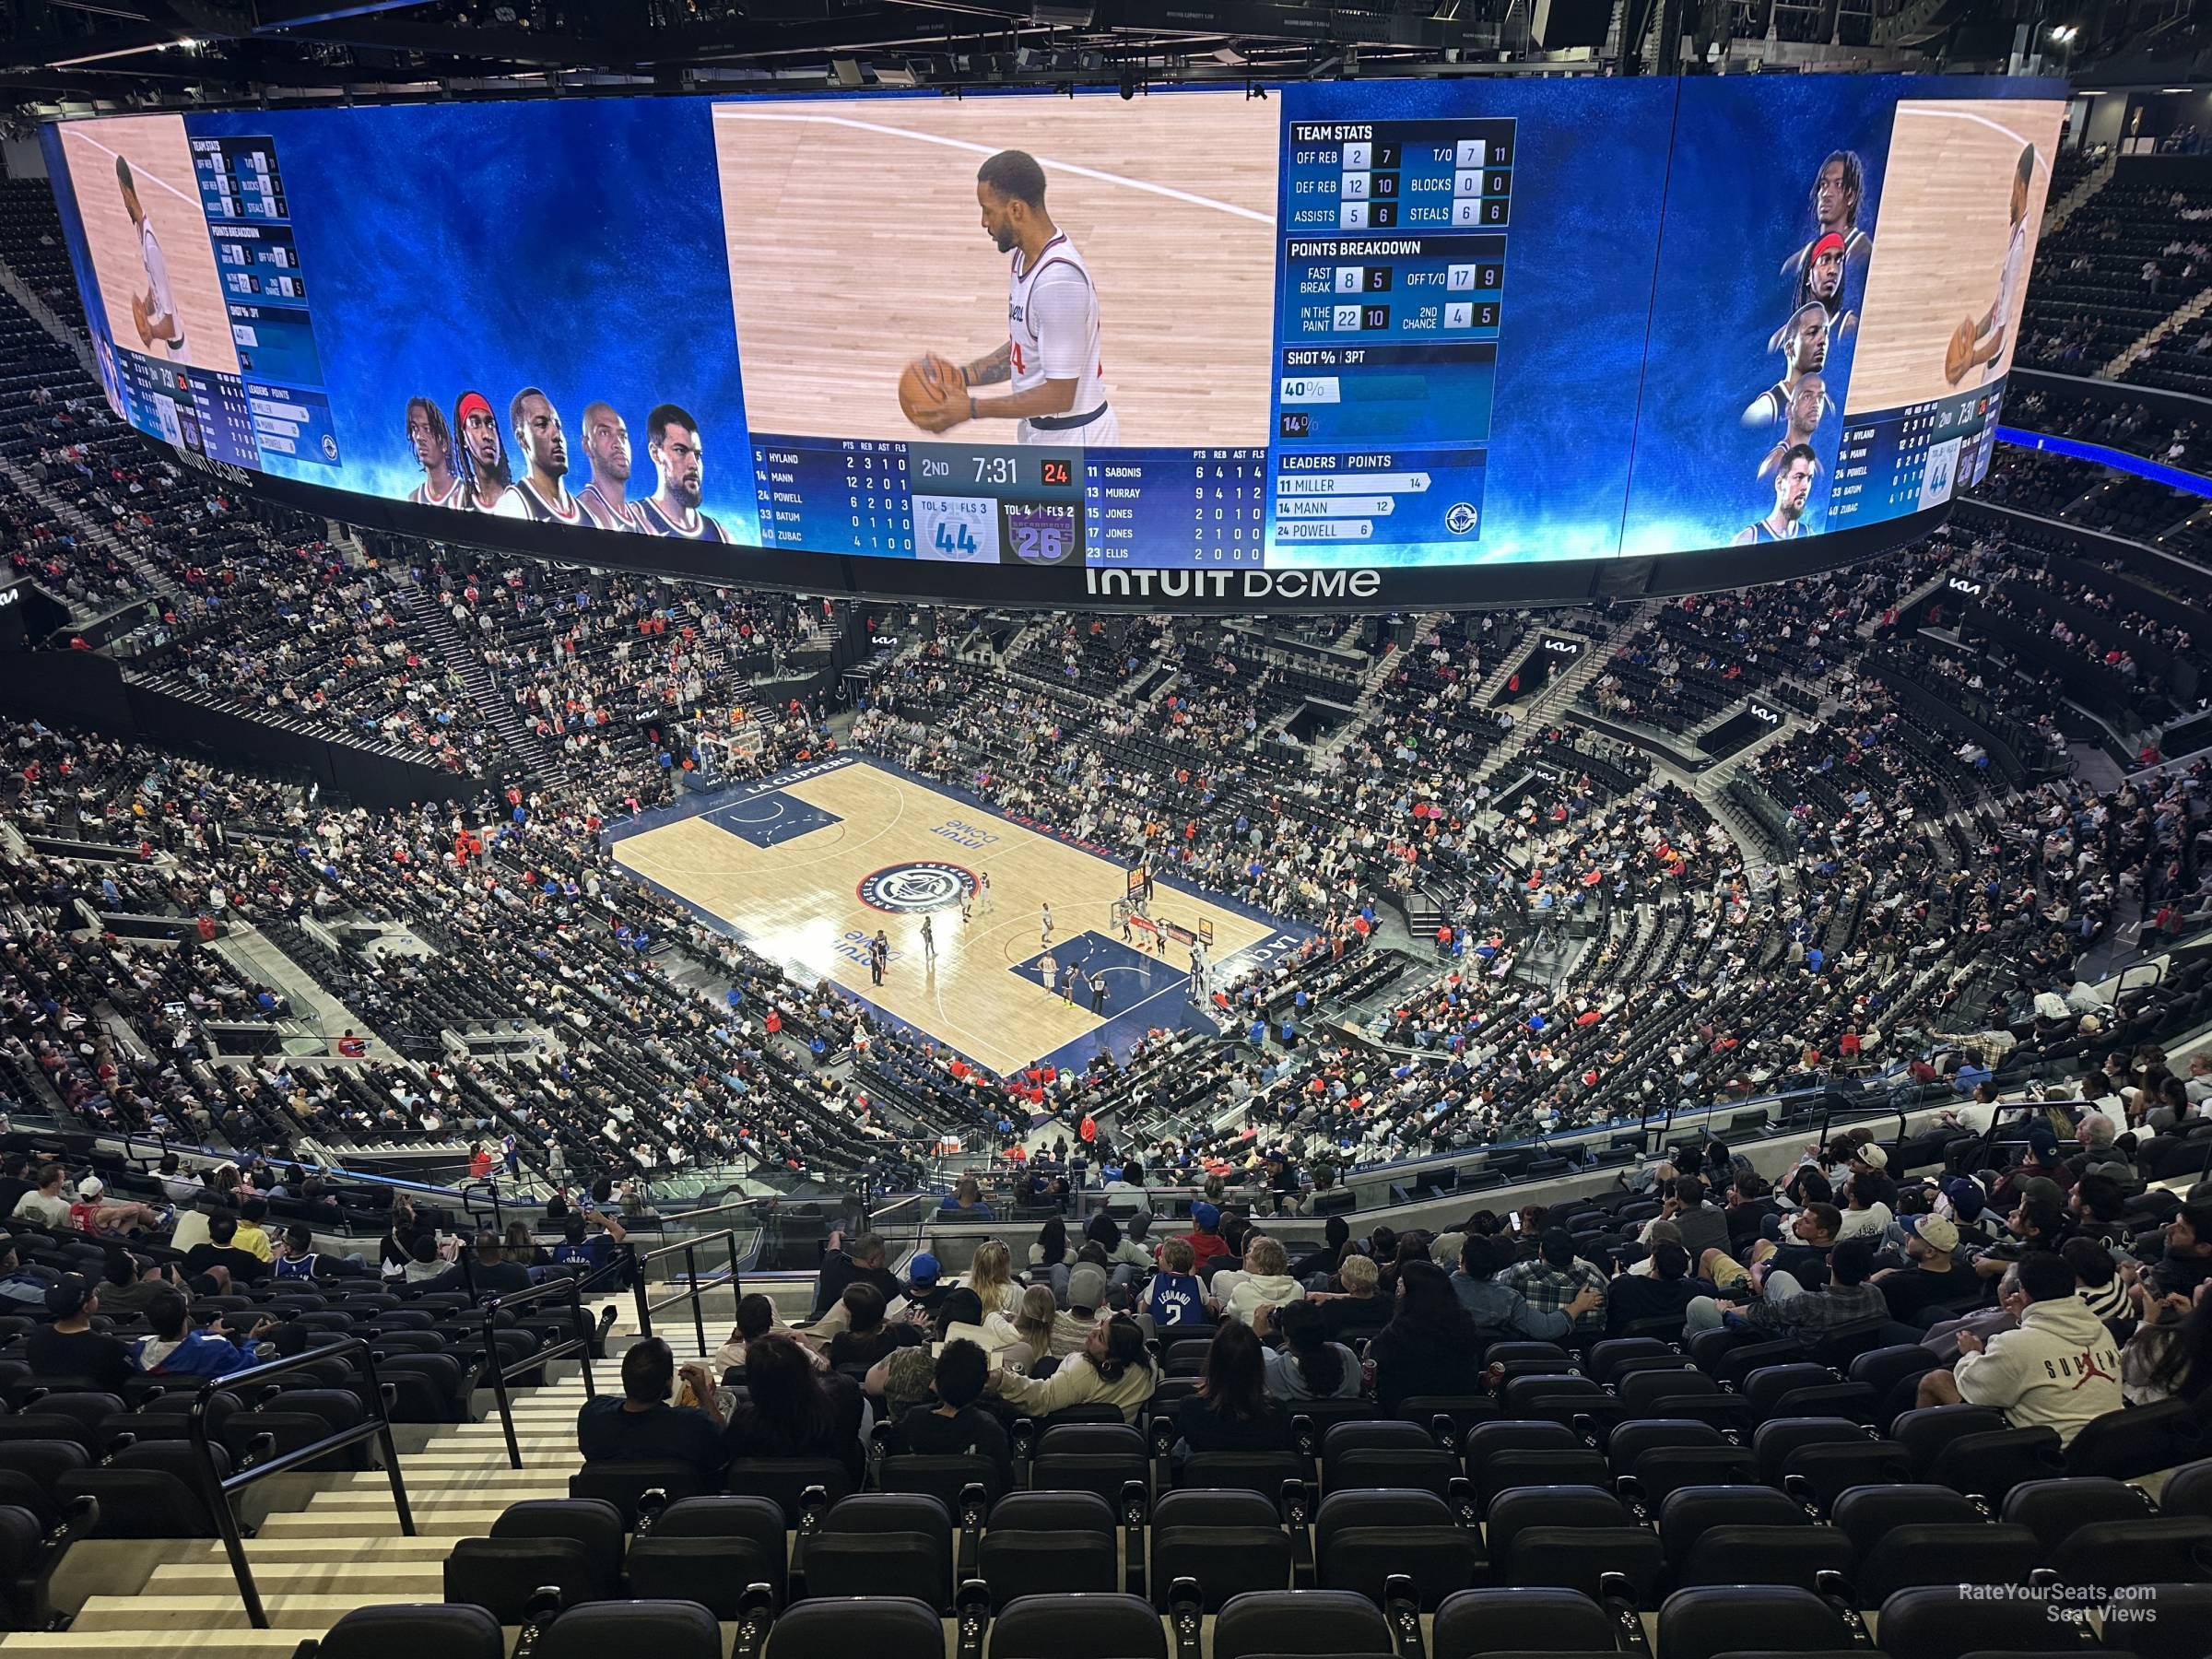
(188, 135, 341, 470)
(1267, 112, 1513, 557)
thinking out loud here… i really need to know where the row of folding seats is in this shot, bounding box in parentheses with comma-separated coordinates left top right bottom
(309, 1581, 2212, 1659)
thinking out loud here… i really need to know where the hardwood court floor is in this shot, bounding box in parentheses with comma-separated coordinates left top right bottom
(1842, 97, 2067, 416)
(712, 94, 1278, 450)
(608, 757, 1298, 1077)
(58, 114, 242, 380)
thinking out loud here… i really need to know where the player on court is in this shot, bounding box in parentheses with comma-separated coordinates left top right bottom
(920, 913, 936, 965)
(1040, 900, 1053, 947)
(1039, 947, 1057, 995)
(979, 872, 994, 913)
(1759, 372, 1826, 480)
(1734, 444, 1818, 544)
(114, 157, 184, 359)
(908, 150, 1118, 446)
(453, 391, 524, 515)
(1957, 145, 2036, 384)
(578, 402, 644, 532)
(1781, 150, 1873, 311)
(507, 389, 594, 527)
(637, 404, 729, 540)
(403, 397, 467, 508)
(1743, 304, 1830, 429)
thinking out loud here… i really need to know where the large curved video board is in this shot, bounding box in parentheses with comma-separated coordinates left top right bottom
(41, 75, 2064, 610)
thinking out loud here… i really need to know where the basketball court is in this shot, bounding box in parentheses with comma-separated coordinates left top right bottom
(711, 95, 1278, 449)
(605, 754, 1310, 1076)
(1842, 96, 2067, 414)
(56, 112, 241, 380)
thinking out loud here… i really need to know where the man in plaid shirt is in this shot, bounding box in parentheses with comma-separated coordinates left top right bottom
(1685, 1237, 1886, 1337)
(1501, 1230, 1611, 1337)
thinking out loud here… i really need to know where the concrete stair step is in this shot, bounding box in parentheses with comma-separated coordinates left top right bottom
(0, 1634, 310, 1654)
(199, 1538, 459, 1563)
(68, 1594, 368, 1633)
(256, 1512, 501, 1538)
(303, 1488, 565, 1511)
(146, 1561, 444, 1597)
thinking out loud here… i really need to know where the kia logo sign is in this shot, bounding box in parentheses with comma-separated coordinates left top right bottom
(1748, 702, 1781, 725)
(0, 586, 20, 610)
(1947, 577, 1983, 595)
(1541, 638, 1582, 654)
(870, 634, 899, 646)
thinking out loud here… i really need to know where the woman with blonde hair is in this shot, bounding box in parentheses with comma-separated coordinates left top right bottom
(994, 1281, 1086, 1362)
(966, 1239, 1020, 1317)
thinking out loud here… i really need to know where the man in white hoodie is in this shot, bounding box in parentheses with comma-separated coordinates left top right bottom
(1917, 1252, 2123, 1445)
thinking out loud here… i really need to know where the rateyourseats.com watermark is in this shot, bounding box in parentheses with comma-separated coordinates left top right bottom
(1957, 1583, 2163, 1625)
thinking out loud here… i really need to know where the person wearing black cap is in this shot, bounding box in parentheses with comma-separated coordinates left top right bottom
(24, 1275, 131, 1389)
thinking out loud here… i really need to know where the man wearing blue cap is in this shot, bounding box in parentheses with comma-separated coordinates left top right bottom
(906, 1252, 949, 1320)
(1181, 1201, 1230, 1272)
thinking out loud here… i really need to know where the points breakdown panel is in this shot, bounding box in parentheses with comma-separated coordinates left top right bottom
(1268, 112, 1513, 560)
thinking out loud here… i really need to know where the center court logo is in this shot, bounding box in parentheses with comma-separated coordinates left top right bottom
(856, 861, 979, 913)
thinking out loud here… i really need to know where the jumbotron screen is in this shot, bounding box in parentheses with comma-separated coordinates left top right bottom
(41, 76, 2065, 610)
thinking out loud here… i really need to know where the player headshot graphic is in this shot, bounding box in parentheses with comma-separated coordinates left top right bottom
(1734, 442, 1818, 544)
(505, 387, 590, 527)
(403, 396, 466, 509)
(577, 402, 642, 533)
(1949, 143, 2036, 386)
(1801, 230, 1858, 337)
(1782, 150, 1873, 310)
(637, 403, 728, 541)
(904, 149, 1118, 447)
(453, 390, 522, 515)
(115, 156, 183, 358)
(1743, 302, 1830, 428)
(1759, 372, 1827, 478)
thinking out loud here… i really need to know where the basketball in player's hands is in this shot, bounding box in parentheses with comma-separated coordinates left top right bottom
(1943, 317, 1976, 386)
(898, 354, 966, 429)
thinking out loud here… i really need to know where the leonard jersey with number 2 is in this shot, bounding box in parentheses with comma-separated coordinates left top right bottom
(1008, 233, 1110, 434)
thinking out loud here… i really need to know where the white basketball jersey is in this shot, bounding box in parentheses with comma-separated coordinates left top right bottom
(1008, 232, 1106, 419)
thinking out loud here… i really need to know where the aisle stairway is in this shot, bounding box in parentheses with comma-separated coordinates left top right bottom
(0, 1296, 695, 1656)
(399, 579, 569, 790)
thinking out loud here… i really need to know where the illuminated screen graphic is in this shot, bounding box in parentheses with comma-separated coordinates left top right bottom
(40, 76, 2065, 610)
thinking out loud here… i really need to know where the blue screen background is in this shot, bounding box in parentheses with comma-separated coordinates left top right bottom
(41, 76, 2062, 571)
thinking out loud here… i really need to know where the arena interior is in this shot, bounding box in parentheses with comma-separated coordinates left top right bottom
(0, 3, 2202, 1656)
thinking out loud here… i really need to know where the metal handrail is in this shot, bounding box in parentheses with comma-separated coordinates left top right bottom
(629, 1228, 743, 1355)
(484, 1272, 599, 1470)
(186, 1335, 414, 1630)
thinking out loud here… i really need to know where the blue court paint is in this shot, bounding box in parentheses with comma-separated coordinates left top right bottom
(701, 792, 842, 849)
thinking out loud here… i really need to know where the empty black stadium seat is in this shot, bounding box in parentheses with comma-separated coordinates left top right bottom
(536, 1600, 721, 1659)
(1149, 1488, 1290, 1610)
(315, 1604, 505, 1659)
(989, 1591, 1168, 1659)
(629, 1494, 787, 1611)
(979, 1490, 1117, 1608)
(1656, 1585, 1855, 1659)
(806, 1492, 954, 1609)
(765, 1596, 954, 1659)
(1431, 1585, 1618, 1659)
(1314, 1487, 1482, 1610)
(1212, 1588, 1394, 1659)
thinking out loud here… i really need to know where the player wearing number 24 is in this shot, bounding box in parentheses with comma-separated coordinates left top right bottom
(898, 150, 1120, 448)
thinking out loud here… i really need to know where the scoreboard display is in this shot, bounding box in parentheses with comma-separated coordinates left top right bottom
(41, 76, 2066, 611)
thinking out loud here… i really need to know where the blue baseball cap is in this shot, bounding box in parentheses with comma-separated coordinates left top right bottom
(1192, 1201, 1221, 1231)
(908, 1253, 940, 1286)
